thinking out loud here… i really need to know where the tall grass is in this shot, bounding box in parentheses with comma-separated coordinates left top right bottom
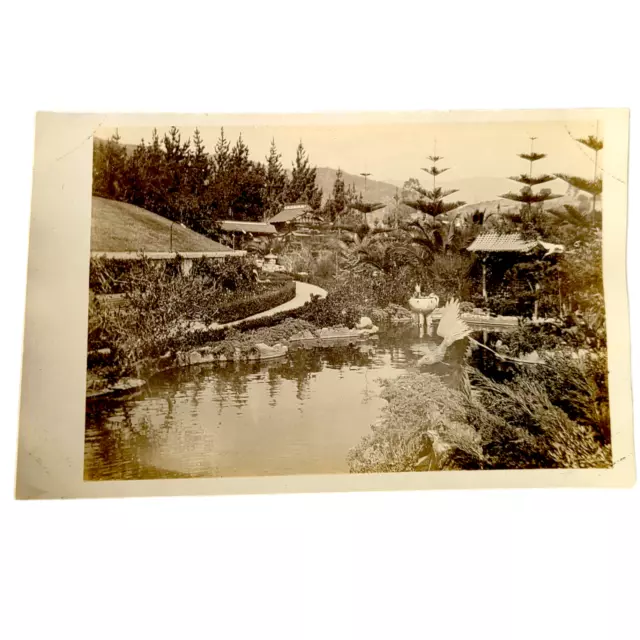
(348, 352, 611, 473)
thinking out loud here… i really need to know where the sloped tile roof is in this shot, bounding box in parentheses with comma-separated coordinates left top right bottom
(220, 220, 277, 234)
(269, 204, 312, 223)
(467, 233, 537, 252)
(466, 233, 564, 255)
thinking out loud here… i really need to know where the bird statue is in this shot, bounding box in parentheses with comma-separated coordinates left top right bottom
(416, 298, 472, 366)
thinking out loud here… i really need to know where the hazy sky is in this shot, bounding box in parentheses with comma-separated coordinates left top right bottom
(97, 119, 601, 185)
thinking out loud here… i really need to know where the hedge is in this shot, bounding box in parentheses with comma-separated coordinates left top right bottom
(213, 281, 296, 324)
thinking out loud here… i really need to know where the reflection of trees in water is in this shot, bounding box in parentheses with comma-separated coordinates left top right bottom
(162, 395, 174, 430)
(267, 369, 281, 407)
(202, 363, 250, 409)
(273, 349, 322, 401)
(189, 374, 206, 410)
(323, 345, 373, 369)
(258, 345, 379, 401)
(85, 401, 160, 480)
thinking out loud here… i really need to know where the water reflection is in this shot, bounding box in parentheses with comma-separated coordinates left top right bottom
(84, 326, 510, 481)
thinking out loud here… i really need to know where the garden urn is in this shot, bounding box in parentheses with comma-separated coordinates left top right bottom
(408, 293, 440, 328)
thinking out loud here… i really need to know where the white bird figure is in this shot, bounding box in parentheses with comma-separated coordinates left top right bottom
(416, 298, 472, 366)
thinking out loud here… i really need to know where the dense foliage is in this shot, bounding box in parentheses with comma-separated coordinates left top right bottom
(348, 353, 611, 473)
(89, 254, 257, 295)
(88, 256, 275, 373)
(93, 128, 323, 238)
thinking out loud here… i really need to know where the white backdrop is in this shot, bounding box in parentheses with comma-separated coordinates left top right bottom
(1, 2, 638, 639)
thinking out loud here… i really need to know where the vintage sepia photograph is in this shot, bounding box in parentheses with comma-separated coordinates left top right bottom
(15, 109, 634, 499)
(84, 113, 623, 480)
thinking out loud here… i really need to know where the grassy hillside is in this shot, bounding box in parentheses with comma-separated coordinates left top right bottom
(91, 197, 233, 253)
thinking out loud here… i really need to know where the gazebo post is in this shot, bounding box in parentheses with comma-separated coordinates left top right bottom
(482, 255, 488, 303)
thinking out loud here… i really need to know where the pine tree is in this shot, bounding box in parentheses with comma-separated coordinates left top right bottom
(143, 128, 169, 216)
(163, 126, 192, 222)
(189, 128, 213, 201)
(499, 137, 562, 232)
(263, 139, 288, 220)
(325, 168, 347, 222)
(403, 152, 466, 222)
(553, 131, 603, 226)
(286, 141, 322, 208)
(498, 137, 564, 320)
(92, 130, 128, 200)
(345, 181, 358, 208)
(122, 138, 148, 208)
(210, 128, 233, 220)
(183, 128, 214, 233)
(228, 134, 266, 221)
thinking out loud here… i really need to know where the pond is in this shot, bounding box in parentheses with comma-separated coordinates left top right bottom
(84, 326, 506, 481)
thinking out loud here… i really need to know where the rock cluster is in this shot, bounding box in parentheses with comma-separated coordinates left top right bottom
(289, 317, 379, 343)
(87, 316, 379, 399)
(87, 377, 146, 401)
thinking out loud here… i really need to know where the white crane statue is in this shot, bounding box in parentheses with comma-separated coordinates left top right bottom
(416, 298, 472, 366)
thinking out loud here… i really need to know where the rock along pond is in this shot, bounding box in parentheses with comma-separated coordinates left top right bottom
(85, 327, 495, 480)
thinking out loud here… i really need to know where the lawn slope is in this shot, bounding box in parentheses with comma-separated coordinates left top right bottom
(91, 196, 232, 253)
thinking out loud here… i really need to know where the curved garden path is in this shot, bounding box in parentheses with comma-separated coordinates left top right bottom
(220, 281, 328, 329)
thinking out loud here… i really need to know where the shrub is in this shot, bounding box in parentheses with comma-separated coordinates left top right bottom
(424, 252, 475, 301)
(298, 292, 361, 328)
(190, 255, 257, 291)
(89, 255, 179, 294)
(313, 255, 337, 279)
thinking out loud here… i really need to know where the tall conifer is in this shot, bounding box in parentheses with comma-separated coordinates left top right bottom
(286, 141, 322, 208)
(92, 130, 128, 200)
(264, 139, 288, 220)
(403, 151, 466, 221)
(325, 168, 347, 222)
(500, 137, 562, 229)
(553, 130, 603, 225)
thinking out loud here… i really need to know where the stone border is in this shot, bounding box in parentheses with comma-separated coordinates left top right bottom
(86, 323, 380, 402)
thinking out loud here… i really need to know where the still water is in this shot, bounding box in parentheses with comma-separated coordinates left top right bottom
(85, 329, 480, 480)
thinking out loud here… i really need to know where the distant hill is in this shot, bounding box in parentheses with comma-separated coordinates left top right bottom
(377, 176, 518, 203)
(91, 197, 233, 253)
(312, 168, 399, 204)
(451, 184, 596, 221)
